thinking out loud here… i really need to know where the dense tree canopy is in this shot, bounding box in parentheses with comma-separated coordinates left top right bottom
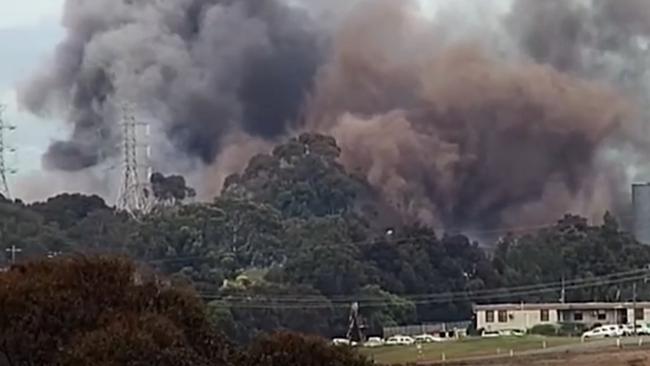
(2, 133, 650, 344)
(0, 256, 373, 366)
(0, 256, 235, 366)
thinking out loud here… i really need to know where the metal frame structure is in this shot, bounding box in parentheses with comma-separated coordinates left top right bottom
(0, 105, 16, 199)
(115, 102, 152, 218)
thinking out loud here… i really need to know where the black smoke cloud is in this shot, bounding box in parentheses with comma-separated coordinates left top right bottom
(19, 0, 650, 232)
(20, 0, 322, 169)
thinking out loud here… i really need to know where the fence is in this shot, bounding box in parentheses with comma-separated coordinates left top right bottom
(383, 321, 471, 338)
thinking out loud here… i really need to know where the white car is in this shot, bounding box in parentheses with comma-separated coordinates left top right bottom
(332, 338, 351, 346)
(625, 324, 650, 335)
(414, 334, 443, 343)
(364, 337, 384, 347)
(581, 325, 624, 339)
(499, 328, 525, 337)
(386, 335, 415, 346)
(481, 330, 501, 338)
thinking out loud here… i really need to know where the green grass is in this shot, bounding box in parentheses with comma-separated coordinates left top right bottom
(359, 336, 582, 364)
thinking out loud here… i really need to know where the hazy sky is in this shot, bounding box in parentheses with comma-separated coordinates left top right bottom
(0, 0, 66, 184)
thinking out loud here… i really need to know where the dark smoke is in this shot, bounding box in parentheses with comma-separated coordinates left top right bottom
(508, 0, 650, 78)
(20, 0, 650, 233)
(20, 0, 323, 170)
(306, 0, 630, 230)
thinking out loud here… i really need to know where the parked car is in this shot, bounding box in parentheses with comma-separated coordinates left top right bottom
(414, 334, 443, 343)
(499, 329, 525, 337)
(625, 324, 650, 335)
(581, 325, 624, 339)
(364, 337, 384, 347)
(332, 338, 351, 346)
(481, 330, 501, 338)
(619, 324, 633, 336)
(386, 335, 415, 346)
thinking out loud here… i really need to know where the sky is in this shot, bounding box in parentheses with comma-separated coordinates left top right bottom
(0, 0, 66, 186)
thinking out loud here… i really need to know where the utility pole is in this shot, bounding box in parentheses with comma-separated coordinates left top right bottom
(346, 302, 366, 344)
(5, 245, 21, 264)
(115, 102, 152, 218)
(559, 276, 566, 303)
(633, 282, 638, 335)
(0, 105, 16, 199)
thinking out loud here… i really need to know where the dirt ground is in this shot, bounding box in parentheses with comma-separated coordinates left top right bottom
(446, 349, 650, 366)
(527, 350, 649, 366)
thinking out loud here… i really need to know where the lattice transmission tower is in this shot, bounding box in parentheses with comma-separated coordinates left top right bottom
(0, 105, 16, 199)
(115, 102, 152, 218)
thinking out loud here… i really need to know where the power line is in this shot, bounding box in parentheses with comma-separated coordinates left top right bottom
(202, 273, 649, 309)
(195, 268, 650, 303)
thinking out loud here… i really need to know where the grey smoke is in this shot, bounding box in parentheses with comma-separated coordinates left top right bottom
(19, 0, 650, 232)
(20, 0, 323, 170)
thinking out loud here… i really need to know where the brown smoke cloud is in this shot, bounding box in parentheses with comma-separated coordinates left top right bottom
(21, 0, 647, 234)
(306, 0, 630, 231)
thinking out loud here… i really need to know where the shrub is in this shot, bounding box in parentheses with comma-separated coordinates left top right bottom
(529, 324, 558, 336)
(557, 322, 588, 337)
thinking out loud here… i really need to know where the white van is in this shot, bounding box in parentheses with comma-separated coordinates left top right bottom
(385, 335, 415, 346)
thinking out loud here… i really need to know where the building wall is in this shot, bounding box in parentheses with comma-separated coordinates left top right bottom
(478, 306, 650, 332)
(477, 308, 558, 332)
(633, 183, 650, 244)
(559, 309, 620, 325)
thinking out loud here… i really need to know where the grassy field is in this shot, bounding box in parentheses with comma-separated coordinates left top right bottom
(359, 336, 583, 364)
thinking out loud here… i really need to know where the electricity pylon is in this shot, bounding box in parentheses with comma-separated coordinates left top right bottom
(115, 102, 152, 218)
(0, 105, 16, 199)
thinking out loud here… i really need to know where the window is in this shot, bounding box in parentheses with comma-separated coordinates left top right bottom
(498, 310, 508, 323)
(574, 312, 583, 321)
(540, 309, 549, 322)
(486, 310, 494, 323)
(597, 311, 607, 321)
(635, 308, 644, 321)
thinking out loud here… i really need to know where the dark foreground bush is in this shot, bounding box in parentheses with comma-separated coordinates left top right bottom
(0, 256, 372, 366)
(245, 332, 373, 366)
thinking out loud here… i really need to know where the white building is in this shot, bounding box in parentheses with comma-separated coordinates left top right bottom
(474, 302, 650, 332)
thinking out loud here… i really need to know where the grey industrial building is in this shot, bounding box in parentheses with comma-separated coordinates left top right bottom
(633, 183, 650, 244)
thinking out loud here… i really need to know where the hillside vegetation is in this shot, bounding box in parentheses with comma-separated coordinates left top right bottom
(2, 133, 649, 342)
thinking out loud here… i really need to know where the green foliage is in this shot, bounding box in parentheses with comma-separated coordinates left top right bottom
(528, 324, 558, 336)
(244, 332, 373, 366)
(492, 213, 650, 303)
(0, 256, 235, 366)
(1, 256, 375, 366)
(2, 133, 650, 346)
(557, 322, 589, 337)
(222, 133, 366, 218)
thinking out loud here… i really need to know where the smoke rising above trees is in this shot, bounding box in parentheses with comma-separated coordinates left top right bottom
(18, 0, 650, 231)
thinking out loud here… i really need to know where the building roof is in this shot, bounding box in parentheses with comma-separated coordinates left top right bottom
(473, 302, 650, 312)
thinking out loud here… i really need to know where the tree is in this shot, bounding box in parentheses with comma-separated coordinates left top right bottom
(150, 172, 197, 205)
(244, 332, 372, 366)
(30, 193, 109, 230)
(0, 256, 235, 366)
(222, 133, 366, 218)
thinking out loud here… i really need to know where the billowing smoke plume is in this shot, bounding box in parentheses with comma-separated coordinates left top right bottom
(20, 0, 322, 171)
(305, 0, 628, 230)
(19, 0, 650, 232)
